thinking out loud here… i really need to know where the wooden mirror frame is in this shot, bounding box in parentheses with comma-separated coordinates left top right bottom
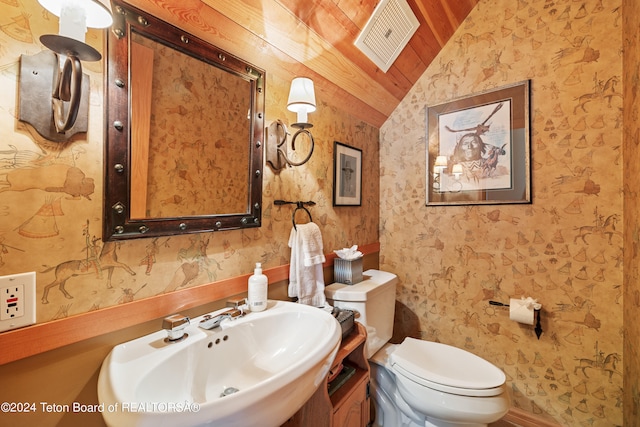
(103, 0, 265, 241)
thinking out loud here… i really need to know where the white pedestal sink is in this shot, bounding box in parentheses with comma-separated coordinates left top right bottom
(98, 300, 341, 427)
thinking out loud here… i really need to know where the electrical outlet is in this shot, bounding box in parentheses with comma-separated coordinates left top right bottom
(0, 272, 36, 332)
(1, 283, 24, 320)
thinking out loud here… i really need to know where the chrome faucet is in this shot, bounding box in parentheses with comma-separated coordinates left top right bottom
(199, 299, 247, 330)
(199, 307, 244, 330)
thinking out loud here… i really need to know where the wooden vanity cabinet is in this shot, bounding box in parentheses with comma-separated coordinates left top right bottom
(282, 322, 370, 427)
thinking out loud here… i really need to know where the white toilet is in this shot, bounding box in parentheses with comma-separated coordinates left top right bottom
(326, 269, 510, 427)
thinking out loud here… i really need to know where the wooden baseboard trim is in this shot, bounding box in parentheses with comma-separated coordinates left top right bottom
(0, 242, 380, 365)
(502, 407, 562, 427)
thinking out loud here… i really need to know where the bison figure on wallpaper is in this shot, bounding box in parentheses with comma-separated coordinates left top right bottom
(0, 164, 94, 200)
(456, 245, 497, 270)
(552, 35, 600, 70)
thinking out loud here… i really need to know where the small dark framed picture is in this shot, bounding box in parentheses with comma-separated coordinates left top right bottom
(333, 141, 362, 206)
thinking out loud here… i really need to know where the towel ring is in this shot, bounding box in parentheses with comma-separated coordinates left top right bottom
(274, 199, 315, 230)
(292, 202, 313, 230)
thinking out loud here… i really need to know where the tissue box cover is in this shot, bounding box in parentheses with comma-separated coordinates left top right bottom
(334, 257, 363, 285)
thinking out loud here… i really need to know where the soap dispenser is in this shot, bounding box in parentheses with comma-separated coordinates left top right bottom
(248, 263, 268, 312)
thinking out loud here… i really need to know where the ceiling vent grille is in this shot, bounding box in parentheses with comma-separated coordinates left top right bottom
(354, 0, 420, 72)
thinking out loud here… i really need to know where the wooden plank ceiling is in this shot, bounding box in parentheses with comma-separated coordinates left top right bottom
(134, 0, 479, 127)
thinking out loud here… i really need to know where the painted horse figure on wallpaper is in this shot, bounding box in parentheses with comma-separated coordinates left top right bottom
(428, 265, 457, 288)
(573, 210, 621, 245)
(428, 59, 458, 89)
(573, 74, 622, 114)
(574, 351, 622, 383)
(41, 240, 136, 304)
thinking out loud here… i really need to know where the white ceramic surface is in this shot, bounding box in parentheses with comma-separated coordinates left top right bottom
(390, 338, 506, 396)
(370, 343, 510, 427)
(97, 300, 341, 427)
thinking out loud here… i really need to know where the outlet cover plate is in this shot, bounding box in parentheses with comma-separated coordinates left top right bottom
(0, 272, 36, 332)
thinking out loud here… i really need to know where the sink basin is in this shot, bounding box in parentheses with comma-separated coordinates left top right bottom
(98, 300, 341, 427)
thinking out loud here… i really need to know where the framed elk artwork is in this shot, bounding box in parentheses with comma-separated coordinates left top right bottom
(426, 80, 531, 206)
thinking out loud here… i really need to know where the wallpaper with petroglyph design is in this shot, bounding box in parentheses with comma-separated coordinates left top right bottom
(0, 1, 378, 321)
(622, 0, 640, 423)
(381, 0, 623, 425)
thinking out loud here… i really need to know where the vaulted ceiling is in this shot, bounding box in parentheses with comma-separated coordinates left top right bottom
(129, 0, 479, 127)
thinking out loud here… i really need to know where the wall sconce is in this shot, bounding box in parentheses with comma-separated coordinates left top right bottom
(266, 77, 317, 171)
(18, 0, 113, 142)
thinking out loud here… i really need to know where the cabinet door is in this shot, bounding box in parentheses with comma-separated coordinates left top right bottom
(333, 377, 369, 427)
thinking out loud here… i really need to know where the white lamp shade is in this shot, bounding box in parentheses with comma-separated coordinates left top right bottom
(38, 0, 113, 29)
(287, 77, 316, 114)
(452, 164, 463, 175)
(434, 155, 447, 171)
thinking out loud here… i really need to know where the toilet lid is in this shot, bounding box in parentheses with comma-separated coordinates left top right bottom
(390, 338, 506, 397)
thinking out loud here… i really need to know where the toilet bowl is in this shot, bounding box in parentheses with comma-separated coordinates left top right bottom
(369, 344, 424, 427)
(325, 270, 510, 427)
(373, 340, 510, 427)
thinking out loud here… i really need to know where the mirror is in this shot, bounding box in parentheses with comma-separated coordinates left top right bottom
(104, 0, 265, 240)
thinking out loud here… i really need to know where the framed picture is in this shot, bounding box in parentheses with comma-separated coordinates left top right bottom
(333, 141, 362, 206)
(426, 80, 531, 206)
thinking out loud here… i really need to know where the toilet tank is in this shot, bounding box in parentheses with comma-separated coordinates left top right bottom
(325, 269, 397, 358)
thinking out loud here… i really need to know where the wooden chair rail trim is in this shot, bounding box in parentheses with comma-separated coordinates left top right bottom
(502, 407, 562, 427)
(0, 242, 380, 365)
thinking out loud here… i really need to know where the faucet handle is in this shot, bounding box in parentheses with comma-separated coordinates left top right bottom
(226, 297, 247, 308)
(226, 308, 244, 319)
(163, 314, 190, 342)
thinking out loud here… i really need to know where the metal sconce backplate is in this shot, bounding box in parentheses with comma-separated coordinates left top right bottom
(19, 50, 89, 142)
(266, 120, 287, 170)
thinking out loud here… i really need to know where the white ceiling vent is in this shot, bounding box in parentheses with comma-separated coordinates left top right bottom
(354, 0, 420, 72)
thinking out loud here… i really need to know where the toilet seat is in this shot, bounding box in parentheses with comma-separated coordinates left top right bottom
(390, 338, 506, 397)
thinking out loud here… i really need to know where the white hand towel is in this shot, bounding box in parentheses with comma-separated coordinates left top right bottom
(288, 222, 327, 307)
